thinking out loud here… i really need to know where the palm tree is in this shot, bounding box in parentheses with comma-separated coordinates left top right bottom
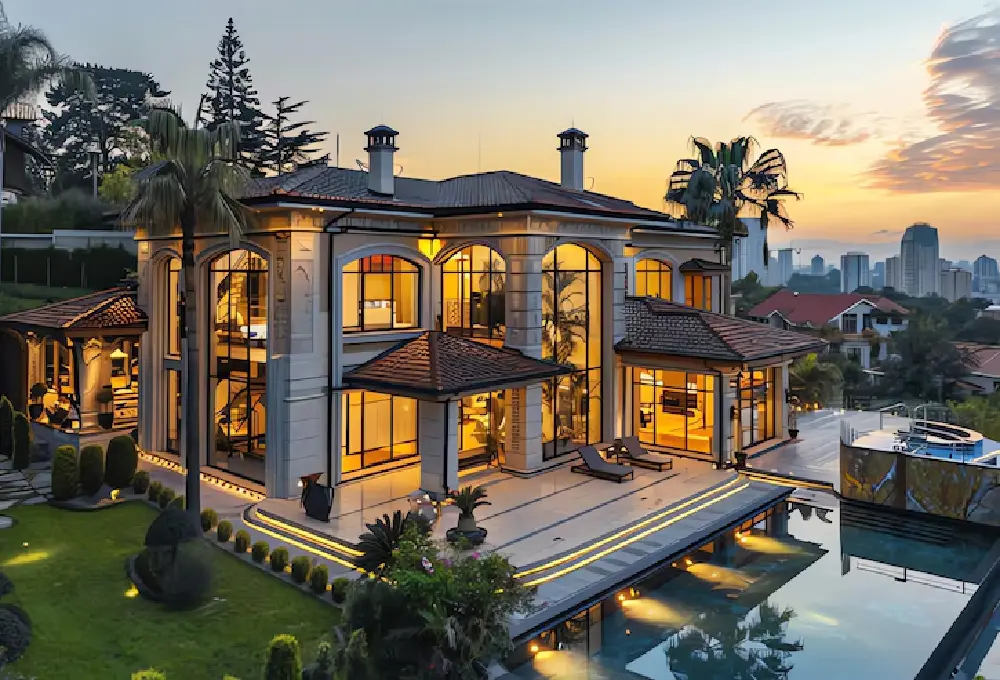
(665, 137, 800, 264)
(788, 354, 842, 407)
(125, 105, 252, 520)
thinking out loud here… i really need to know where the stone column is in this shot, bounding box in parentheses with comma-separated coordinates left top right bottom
(777, 362, 790, 439)
(504, 385, 543, 471)
(606, 253, 628, 443)
(720, 373, 737, 467)
(419, 400, 459, 496)
(77, 339, 103, 431)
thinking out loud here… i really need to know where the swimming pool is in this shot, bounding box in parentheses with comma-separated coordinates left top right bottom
(506, 499, 997, 679)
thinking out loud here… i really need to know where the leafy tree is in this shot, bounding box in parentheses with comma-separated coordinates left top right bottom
(666, 136, 800, 263)
(788, 353, 842, 407)
(260, 97, 329, 175)
(786, 270, 839, 294)
(2, 188, 106, 233)
(956, 317, 1000, 345)
(125, 104, 253, 520)
(0, 23, 92, 113)
(880, 315, 974, 401)
(40, 63, 167, 190)
(202, 18, 266, 175)
(732, 272, 779, 318)
(98, 164, 135, 205)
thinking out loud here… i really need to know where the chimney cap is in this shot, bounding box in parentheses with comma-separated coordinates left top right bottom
(365, 124, 398, 136)
(557, 127, 588, 140)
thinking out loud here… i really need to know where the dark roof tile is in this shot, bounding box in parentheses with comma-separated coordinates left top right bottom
(0, 288, 147, 336)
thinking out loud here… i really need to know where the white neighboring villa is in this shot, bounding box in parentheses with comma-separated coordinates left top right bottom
(130, 125, 823, 500)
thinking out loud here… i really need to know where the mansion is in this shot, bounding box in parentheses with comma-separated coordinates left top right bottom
(133, 126, 823, 499)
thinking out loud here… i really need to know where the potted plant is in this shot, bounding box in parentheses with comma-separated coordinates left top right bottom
(28, 383, 47, 420)
(734, 450, 748, 469)
(446, 485, 490, 546)
(96, 387, 115, 430)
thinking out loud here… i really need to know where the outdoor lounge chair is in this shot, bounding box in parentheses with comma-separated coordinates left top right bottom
(618, 436, 673, 472)
(570, 445, 634, 483)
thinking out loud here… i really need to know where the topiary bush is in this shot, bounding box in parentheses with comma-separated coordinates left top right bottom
(157, 487, 176, 510)
(51, 445, 79, 500)
(0, 395, 13, 459)
(78, 444, 105, 495)
(104, 434, 138, 488)
(0, 606, 32, 666)
(234, 530, 251, 554)
(133, 470, 150, 495)
(168, 494, 185, 510)
(290, 556, 311, 584)
(157, 543, 213, 610)
(200, 508, 218, 532)
(147, 480, 163, 503)
(263, 634, 301, 680)
(331, 577, 350, 604)
(270, 547, 289, 573)
(0, 571, 14, 598)
(144, 507, 200, 552)
(11, 411, 30, 471)
(251, 541, 269, 563)
(132, 670, 167, 680)
(217, 520, 233, 543)
(308, 564, 329, 595)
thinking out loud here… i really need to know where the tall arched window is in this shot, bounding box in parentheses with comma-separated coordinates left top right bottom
(167, 257, 181, 355)
(164, 257, 182, 454)
(343, 255, 419, 333)
(208, 249, 269, 483)
(541, 244, 602, 459)
(635, 258, 672, 300)
(442, 245, 505, 342)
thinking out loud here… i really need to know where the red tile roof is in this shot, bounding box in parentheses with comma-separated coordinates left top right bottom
(746, 290, 908, 328)
(957, 343, 1000, 377)
(0, 287, 147, 337)
(343, 331, 571, 399)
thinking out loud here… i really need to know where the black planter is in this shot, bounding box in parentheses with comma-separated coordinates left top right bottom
(28, 404, 42, 420)
(789, 429, 799, 439)
(734, 452, 748, 469)
(302, 482, 333, 522)
(446, 526, 488, 546)
(98, 412, 114, 430)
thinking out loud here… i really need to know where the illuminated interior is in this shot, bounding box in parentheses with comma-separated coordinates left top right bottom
(634, 258, 672, 300)
(442, 245, 505, 343)
(541, 244, 603, 459)
(209, 249, 268, 482)
(342, 255, 419, 333)
(167, 257, 181, 355)
(632, 368, 715, 455)
(458, 390, 505, 468)
(684, 272, 713, 311)
(739, 368, 777, 448)
(166, 368, 181, 454)
(340, 391, 417, 474)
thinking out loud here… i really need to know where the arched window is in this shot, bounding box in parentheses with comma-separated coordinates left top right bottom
(635, 258, 672, 300)
(442, 245, 505, 342)
(343, 255, 419, 333)
(541, 244, 602, 459)
(166, 257, 181, 355)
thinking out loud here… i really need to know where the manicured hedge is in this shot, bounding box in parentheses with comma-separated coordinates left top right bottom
(78, 444, 105, 495)
(105, 435, 138, 488)
(51, 445, 78, 500)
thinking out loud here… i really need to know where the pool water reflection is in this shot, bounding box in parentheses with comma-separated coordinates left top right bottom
(508, 499, 996, 680)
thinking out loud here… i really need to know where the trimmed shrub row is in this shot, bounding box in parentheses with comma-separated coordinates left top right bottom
(49, 435, 139, 499)
(0, 396, 32, 471)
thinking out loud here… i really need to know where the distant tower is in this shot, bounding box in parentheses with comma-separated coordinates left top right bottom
(557, 127, 588, 191)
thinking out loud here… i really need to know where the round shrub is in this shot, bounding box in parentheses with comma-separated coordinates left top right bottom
(157, 487, 176, 510)
(264, 634, 302, 680)
(234, 530, 251, 554)
(200, 508, 218, 532)
(331, 577, 350, 604)
(133, 470, 150, 495)
(104, 434, 138, 488)
(290, 556, 311, 584)
(148, 480, 163, 504)
(51, 445, 79, 500)
(270, 547, 289, 573)
(308, 564, 329, 595)
(251, 541, 269, 563)
(78, 444, 105, 495)
(158, 544, 213, 610)
(0, 606, 32, 665)
(144, 507, 199, 550)
(168, 494, 185, 510)
(132, 670, 167, 680)
(216, 520, 233, 543)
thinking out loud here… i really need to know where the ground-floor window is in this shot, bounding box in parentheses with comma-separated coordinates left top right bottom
(341, 391, 418, 474)
(542, 368, 602, 459)
(739, 368, 777, 447)
(458, 390, 505, 468)
(632, 368, 715, 454)
(166, 369, 181, 454)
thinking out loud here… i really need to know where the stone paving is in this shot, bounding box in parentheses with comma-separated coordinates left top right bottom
(0, 457, 51, 521)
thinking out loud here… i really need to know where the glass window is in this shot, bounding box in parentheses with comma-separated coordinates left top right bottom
(635, 259, 672, 300)
(738, 368, 776, 448)
(208, 249, 268, 483)
(684, 273, 713, 311)
(542, 244, 602, 459)
(442, 245, 505, 342)
(343, 255, 419, 333)
(341, 391, 418, 473)
(459, 390, 505, 468)
(633, 369, 715, 455)
(166, 369, 181, 454)
(167, 258, 181, 355)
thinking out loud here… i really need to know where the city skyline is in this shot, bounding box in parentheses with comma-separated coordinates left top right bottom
(9, 0, 1000, 252)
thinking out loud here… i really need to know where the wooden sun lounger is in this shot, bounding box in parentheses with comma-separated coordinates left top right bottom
(570, 445, 634, 483)
(618, 436, 673, 472)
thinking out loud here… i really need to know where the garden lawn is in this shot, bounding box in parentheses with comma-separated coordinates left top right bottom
(3, 502, 337, 678)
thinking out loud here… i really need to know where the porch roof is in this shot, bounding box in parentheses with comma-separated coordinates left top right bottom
(678, 258, 731, 273)
(616, 297, 826, 363)
(0, 287, 147, 339)
(343, 331, 571, 400)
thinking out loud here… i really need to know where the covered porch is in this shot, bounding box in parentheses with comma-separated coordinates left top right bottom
(0, 285, 147, 454)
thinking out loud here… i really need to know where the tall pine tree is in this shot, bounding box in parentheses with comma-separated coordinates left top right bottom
(202, 18, 266, 175)
(260, 97, 329, 176)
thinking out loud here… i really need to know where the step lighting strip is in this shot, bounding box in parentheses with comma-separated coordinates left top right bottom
(242, 510, 363, 572)
(249, 508, 364, 558)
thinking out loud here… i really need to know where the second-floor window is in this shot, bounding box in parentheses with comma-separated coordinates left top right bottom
(441, 245, 505, 342)
(842, 314, 858, 334)
(684, 273, 713, 311)
(343, 255, 420, 333)
(635, 259, 672, 300)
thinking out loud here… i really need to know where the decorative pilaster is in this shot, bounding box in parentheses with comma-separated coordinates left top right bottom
(418, 400, 459, 495)
(503, 236, 547, 359)
(504, 385, 543, 471)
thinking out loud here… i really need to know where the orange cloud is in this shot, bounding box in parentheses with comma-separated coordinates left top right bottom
(743, 101, 882, 146)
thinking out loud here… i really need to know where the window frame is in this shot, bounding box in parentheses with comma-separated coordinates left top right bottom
(342, 255, 421, 334)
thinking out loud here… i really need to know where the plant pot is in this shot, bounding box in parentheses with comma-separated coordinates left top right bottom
(446, 526, 488, 546)
(789, 429, 799, 439)
(98, 412, 114, 430)
(28, 404, 43, 420)
(734, 452, 748, 469)
(457, 514, 478, 533)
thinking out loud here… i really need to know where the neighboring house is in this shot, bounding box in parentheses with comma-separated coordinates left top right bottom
(956, 343, 1000, 395)
(747, 290, 908, 369)
(130, 125, 822, 500)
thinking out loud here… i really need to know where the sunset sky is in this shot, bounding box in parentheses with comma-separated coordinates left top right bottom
(11, 0, 1000, 262)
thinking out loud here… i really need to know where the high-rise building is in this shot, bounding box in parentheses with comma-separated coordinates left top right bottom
(840, 252, 871, 292)
(885, 255, 902, 291)
(810, 254, 825, 276)
(974, 255, 999, 292)
(872, 261, 885, 290)
(730, 218, 768, 281)
(939, 258, 953, 271)
(940, 268, 973, 302)
(775, 248, 794, 286)
(900, 223, 940, 297)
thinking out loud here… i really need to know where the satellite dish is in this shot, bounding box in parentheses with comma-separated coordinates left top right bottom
(356, 159, 369, 171)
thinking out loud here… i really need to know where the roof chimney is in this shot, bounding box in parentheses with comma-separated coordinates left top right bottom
(364, 125, 398, 195)
(557, 127, 588, 191)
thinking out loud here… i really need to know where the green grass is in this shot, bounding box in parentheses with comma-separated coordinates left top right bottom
(3, 503, 336, 678)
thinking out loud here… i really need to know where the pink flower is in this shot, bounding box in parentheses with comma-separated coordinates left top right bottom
(471, 552, 480, 560)
(421, 556, 434, 574)
(442, 558, 452, 567)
